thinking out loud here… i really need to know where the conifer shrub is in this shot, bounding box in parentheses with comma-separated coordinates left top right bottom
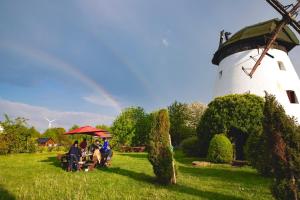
(245, 131, 272, 176)
(263, 94, 300, 200)
(148, 109, 176, 185)
(180, 136, 200, 157)
(207, 134, 233, 163)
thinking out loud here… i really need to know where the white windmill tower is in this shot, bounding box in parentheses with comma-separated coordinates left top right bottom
(45, 117, 56, 129)
(212, 0, 300, 121)
(0, 124, 4, 133)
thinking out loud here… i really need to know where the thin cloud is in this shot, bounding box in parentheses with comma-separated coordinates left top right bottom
(83, 94, 116, 107)
(162, 38, 169, 47)
(0, 98, 114, 132)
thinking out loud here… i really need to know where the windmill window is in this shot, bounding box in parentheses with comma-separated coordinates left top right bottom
(219, 70, 223, 79)
(278, 61, 286, 71)
(286, 90, 298, 104)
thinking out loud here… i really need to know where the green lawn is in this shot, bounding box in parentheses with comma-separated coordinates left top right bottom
(0, 152, 273, 200)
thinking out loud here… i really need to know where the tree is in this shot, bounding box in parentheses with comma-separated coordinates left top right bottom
(168, 101, 190, 146)
(148, 109, 176, 184)
(0, 114, 35, 153)
(169, 101, 206, 147)
(96, 124, 111, 132)
(28, 127, 40, 138)
(43, 127, 70, 145)
(186, 102, 207, 130)
(111, 107, 150, 147)
(263, 94, 300, 200)
(197, 94, 264, 159)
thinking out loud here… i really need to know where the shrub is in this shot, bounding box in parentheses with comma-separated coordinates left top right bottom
(27, 138, 38, 153)
(245, 131, 272, 176)
(197, 94, 264, 158)
(148, 109, 176, 185)
(180, 136, 200, 157)
(263, 94, 300, 200)
(207, 134, 233, 163)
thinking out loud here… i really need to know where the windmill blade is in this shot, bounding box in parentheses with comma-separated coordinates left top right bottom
(291, 19, 300, 34)
(50, 119, 56, 123)
(266, 0, 289, 16)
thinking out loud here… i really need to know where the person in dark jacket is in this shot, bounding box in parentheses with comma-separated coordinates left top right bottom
(68, 140, 81, 171)
(100, 138, 112, 166)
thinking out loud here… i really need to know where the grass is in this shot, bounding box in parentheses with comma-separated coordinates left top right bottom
(0, 151, 273, 200)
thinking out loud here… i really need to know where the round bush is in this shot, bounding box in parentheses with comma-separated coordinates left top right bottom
(180, 136, 200, 157)
(207, 134, 233, 163)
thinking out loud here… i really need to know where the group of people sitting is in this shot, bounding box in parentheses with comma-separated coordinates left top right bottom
(67, 137, 112, 172)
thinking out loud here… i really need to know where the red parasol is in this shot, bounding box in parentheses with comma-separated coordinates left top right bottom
(64, 126, 111, 138)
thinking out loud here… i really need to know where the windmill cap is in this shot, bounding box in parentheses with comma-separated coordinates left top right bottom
(212, 19, 299, 65)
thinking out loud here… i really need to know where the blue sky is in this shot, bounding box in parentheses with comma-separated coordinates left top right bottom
(1, 0, 299, 131)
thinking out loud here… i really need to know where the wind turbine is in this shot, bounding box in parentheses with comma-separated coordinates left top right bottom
(45, 118, 56, 129)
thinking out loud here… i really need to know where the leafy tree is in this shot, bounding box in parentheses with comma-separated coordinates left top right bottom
(96, 124, 111, 132)
(168, 101, 190, 146)
(168, 101, 206, 147)
(28, 127, 40, 138)
(197, 94, 264, 159)
(186, 102, 207, 130)
(69, 124, 80, 131)
(263, 94, 300, 200)
(0, 114, 35, 153)
(111, 107, 150, 147)
(148, 109, 176, 184)
(43, 127, 70, 145)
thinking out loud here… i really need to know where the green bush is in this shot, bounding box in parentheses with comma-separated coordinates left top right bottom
(180, 136, 200, 157)
(245, 131, 272, 176)
(197, 94, 264, 158)
(148, 109, 176, 185)
(207, 134, 233, 163)
(263, 94, 300, 200)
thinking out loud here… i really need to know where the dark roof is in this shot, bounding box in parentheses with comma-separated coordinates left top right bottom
(37, 138, 53, 144)
(212, 19, 299, 65)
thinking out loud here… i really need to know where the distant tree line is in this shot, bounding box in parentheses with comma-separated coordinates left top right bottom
(110, 102, 206, 149)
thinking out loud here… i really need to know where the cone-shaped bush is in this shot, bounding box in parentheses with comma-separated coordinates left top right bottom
(148, 109, 176, 185)
(263, 94, 300, 200)
(207, 134, 233, 163)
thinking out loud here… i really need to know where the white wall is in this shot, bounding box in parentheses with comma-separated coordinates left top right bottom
(213, 48, 300, 122)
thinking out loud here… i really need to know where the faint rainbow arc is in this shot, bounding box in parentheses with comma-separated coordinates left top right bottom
(2, 42, 122, 112)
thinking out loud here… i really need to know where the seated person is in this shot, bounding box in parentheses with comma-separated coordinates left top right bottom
(79, 138, 87, 150)
(88, 145, 101, 171)
(88, 140, 101, 154)
(80, 148, 87, 161)
(68, 141, 81, 171)
(100, 137, 113, 166)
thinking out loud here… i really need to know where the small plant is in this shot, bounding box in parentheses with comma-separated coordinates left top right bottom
(180, 136, 200, 157)
(148, 109, 176, 185)
(207, 134, 233, 163)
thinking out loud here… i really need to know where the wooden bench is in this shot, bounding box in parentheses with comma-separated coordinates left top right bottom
(120, 146, 146, 152)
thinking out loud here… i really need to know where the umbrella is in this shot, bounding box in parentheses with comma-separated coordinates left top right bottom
(64, 126, 111, 138)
